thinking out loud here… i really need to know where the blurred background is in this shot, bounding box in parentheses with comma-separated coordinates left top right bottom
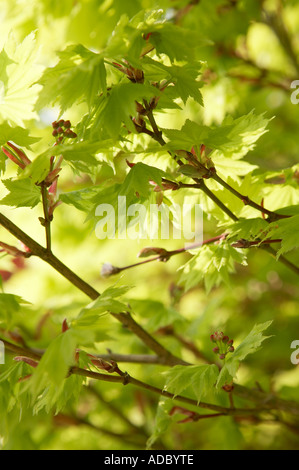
(0, 0, 299, 450)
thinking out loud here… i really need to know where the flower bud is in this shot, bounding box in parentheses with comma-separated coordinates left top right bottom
(62, 318, 69, 333)
(13, 356, 39, 368)
(64, 129, 77, 138)
(101, 263, 121, 277)
(213, 346, 219, 354)
(212, 331, 224, 341)
(222, 335, 229, 343)
(0, 269, 13, 281)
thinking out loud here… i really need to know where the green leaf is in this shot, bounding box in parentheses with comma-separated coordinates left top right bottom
(263, 215, 299, 257)
(71, 285, 132, 344)
(59, 187, 99, 213)
(94, 82, 156, 138)
(30, 330, 78, 397)
(1, 178, 41, 208)
(142, 58, 203, 105)
(37, 44, 106, 112)
(163, 364, 219, 402)
(178, 164, 208, 178)
(0, 123, 40, 148)
(228, 218, 269, 241)
(211, 111, 271, 160)
(147, 22, 210, 62)
(217, 321, 273, 388)
(120, 162, 167, 199)
(147, 398, 173, 449)
(0, 293, 30, 329)
(178, 244, 247, 293)
(163, 119, 231, 152)
(0, 32, 44, 126)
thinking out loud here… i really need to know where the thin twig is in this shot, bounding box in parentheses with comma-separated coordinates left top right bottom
(0, 212, 188, 366)
(40, 182, 52, 252)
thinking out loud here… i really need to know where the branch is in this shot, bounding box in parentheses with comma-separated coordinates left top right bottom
(3, 332, 299, 420)
(111, 312, 189, 366)
(140, 101, 299, 277)
(0, 212, 188, 366)
(40, 182, 52, 252)
(212, 172, 290, 222)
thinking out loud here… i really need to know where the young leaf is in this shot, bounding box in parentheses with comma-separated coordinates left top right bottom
(0, 32, 44, 126)
(1, 178, 41, 208)
(94, 82, 156, 138)
(217, 321, 273, 388)
(37, 44, 106, 112)
(163, 364, 219, 402)
(263, 215, 299, 257)
(29, 330, 78, 397)
(0, 123, 40, 148)
(119, 162, 168, 199)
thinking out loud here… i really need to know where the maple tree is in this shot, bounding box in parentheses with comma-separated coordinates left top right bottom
(0, 0, 299, 450)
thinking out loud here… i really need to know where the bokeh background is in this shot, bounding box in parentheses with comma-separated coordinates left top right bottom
(0, 0, 299, 450)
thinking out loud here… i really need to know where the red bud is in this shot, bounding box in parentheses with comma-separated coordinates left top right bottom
(13, 356, 39, 368)
(62, 318, 69, 333)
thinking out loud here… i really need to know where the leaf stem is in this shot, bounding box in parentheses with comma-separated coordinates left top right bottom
(40, 183, 52, 252)
(0, 212, 188, 365)
(212, 173, 289, 221)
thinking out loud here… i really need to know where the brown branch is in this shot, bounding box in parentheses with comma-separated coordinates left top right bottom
(140, 100, 299, 277)
(0, 335, 268, 416)
(2, 330, 299, 420)
(111, 312, 189, 366)
(0, 212, 188, 366)
(212, 173, 290, 222)
(40, 182, 52, 252)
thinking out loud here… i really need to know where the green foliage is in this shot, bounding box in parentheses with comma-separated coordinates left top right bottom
(0, 32, 43, 127)
(178, 244, 247, 293)
(37, 45, 107, 113)
(216, 321, 273, 388)
(0, 0, 299, 452)
(163, 364, 219, 402)
(1, 178, 41, 208)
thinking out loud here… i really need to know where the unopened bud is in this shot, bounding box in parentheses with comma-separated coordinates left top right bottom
(62, 318, 69, 333)
(13, 356, 39, 368)
(101, 263, 121, 277)
(64, 129, 77, 138)
(137, 247, 169, 258)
